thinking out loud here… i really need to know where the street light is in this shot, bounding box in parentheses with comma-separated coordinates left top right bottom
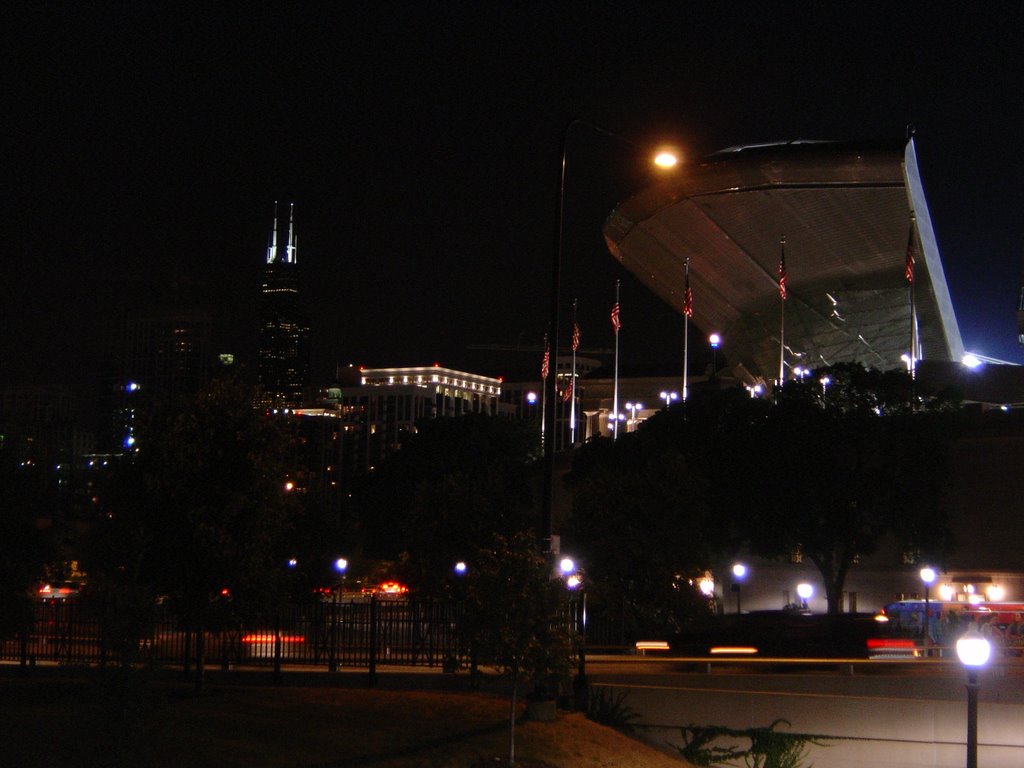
(329, 557, 348, 673)
(920, 567, 936, 649)
(562, 556, 588, 711)
(796, 582, 813, 610)
(731, 563, 747, 614)
(624, 401, 643, 431)
(956, 624, 991, 768)
(659, 391, 678, 408)
(709, 333, 721, 378)
(541, 119, 681, 554)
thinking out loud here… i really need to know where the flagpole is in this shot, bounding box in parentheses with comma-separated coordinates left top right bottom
(612, 281, 621, 440)
(778, 235, 787, 386)
(570, 299, 578, 446)
(907, 218, 918, 379)
(540, 333, 549, 448)
(683, 258, 690, 401)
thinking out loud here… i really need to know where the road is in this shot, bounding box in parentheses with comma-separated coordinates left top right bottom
(584, 655, 1024, 768)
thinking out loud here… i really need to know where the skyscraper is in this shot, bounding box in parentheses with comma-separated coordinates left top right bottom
(258, 203, 310, 410)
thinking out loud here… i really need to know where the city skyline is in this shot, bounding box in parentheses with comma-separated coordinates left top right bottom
(6, 4, 1024, 397)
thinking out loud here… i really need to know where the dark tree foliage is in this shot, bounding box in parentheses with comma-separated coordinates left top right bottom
(460, 531, 574, 766)
(356, 414, 540, 594)
(0, 456, 58, 638)
(567, 364, 957, 620)
(741, 364, 958, 612)
(566, 387, 764, 635)
(84, 375, 300, 657)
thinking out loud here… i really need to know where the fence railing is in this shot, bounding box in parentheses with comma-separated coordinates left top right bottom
(1, 596, 476, 673)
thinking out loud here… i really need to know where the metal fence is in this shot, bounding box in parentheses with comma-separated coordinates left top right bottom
(1, 596, 473, 672)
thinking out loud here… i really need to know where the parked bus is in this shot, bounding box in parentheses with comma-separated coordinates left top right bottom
(880, 600, 1024, 655)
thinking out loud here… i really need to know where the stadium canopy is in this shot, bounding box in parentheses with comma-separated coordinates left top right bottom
(603, 138, 964, 384)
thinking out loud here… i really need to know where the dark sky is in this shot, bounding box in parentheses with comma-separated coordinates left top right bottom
(6, 3, 1024, 399)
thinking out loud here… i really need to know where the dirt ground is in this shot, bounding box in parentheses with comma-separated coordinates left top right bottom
(0, 669, 694, 768)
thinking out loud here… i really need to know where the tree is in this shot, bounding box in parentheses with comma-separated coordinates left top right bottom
(84, 374, 299, 685)
(357, 414, 539, 594)
(0, 455, 57, 639)
(567, 387, 764, 635)
(735, 364, 957, 613)
(461, 532, 574, 767)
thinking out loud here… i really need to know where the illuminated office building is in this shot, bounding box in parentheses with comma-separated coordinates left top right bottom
(258, 203, 310, 410)
(292, 365, 505, 489)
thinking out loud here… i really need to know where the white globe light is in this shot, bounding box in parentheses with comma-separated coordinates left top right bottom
(732, 563, 747, 579)
(920, 567, 936, 585)
(560, 557, 576, 575)
(956, 626, 992, 667)
(796, 583, 814, 600)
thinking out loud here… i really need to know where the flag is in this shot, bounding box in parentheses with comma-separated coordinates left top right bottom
(778, 247, 788, 301)
(610, 302, 621, 333)
(683, 274, 693, 318)
(572, 322, 581, 352)
(561, 378, 573, 402)
(540, 345, 549, 380)
(905, 228, 915, 284)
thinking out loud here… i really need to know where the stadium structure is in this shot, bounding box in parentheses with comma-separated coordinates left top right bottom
(603, 137, 963, 385)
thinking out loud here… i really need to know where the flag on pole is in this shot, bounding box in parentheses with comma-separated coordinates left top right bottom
(778, 244, 788, 300)
(540, 345, 549, 380)
(610, 302, 621, 333)
(561, 378, 573, 402)
(572, 322, 581, 352)
(683, 273, 693, 318)
(905, 227, 915, 283)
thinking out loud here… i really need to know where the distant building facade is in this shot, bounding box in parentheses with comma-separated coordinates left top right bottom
(258, 203, 310, 410)
(121, 308, 212, 398)
(288, 365, 505, 493)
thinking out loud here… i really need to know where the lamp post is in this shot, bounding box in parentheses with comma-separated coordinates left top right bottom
(796, 582, 813, 610)
(328, 557, 348, 673)
(956, 624, 991, 768)
(659, 390, 678, 409)
(541, 119, 680, 553)
(624, 401, 643, 432)
(731, 563, 747, 614)
(920, 566, 936, 650)
(561, 557, 589, 711)
(709, 333, 721, 378)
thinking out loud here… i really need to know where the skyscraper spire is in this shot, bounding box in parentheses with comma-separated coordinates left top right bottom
(286, 202, 296, 264)
(266, 201, 279, 264)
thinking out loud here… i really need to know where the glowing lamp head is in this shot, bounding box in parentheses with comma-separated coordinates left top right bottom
(709, 333, 721, 348)
(653, 150, 680, 168)
(566, 574, 583, 589)
(526, 391, 538, 405)
(334, 557, 348, 574)
(732, 563, 747, 579)
(956, 624, 992, 667)
(796, 583, 814, 600)
(559, 557, 576, 575)
(453, 561, 467, 576)
(920, 567, 936, 585)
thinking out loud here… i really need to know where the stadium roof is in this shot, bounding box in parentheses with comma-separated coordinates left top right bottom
(604, 138, 964, 383)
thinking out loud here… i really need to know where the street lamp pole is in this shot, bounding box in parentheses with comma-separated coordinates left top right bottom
(920, 566, 936, 651)
(956, 625, 991, 768)
(541, 119, 679, 553)
(731, 563, 746, 614)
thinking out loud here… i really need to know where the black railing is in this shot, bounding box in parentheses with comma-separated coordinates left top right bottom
(1, 596, 473, 672)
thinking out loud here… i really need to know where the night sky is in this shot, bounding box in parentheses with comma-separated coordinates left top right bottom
(7, 3, 1024, 405)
